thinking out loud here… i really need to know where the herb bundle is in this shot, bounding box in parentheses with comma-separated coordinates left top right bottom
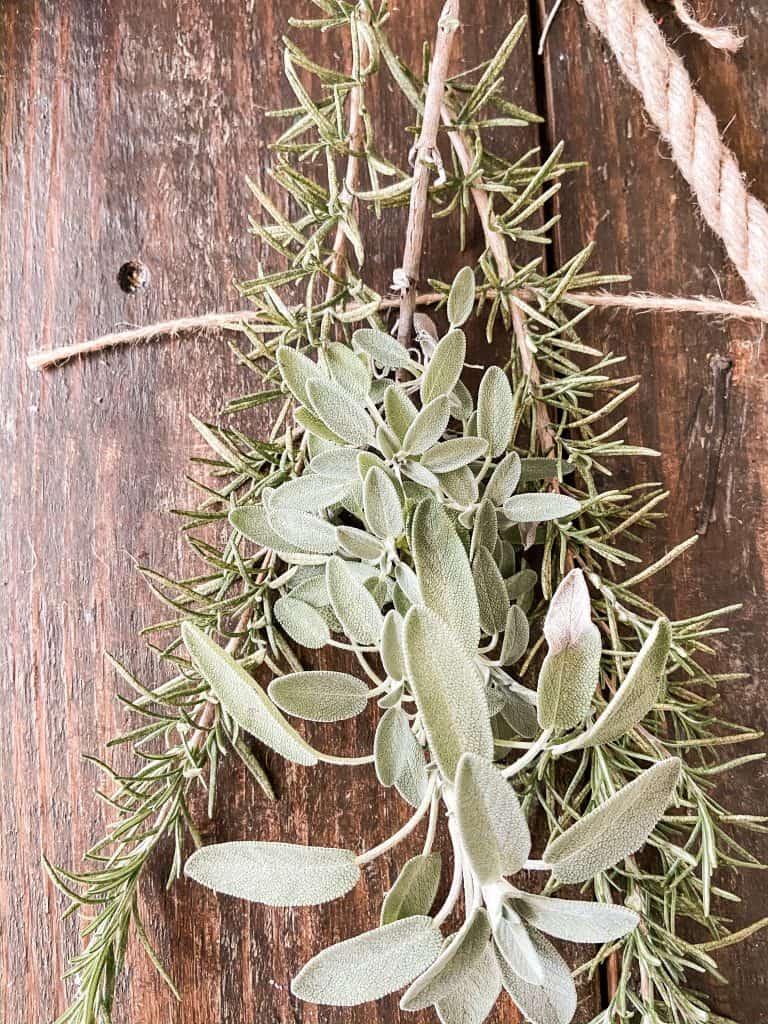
(47, 3, 764, 1023)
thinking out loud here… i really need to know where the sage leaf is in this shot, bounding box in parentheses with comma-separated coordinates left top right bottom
(543, 758, 682, 883)
(401, 908, 491, 1010)
(470, 498, 498, 560)
(374, 706, 416, 787)
(395, 737, 430, 808)
(268, 671, 369, 722)
(377, 423, 400, 458)
(230, 505, 306, 557)
(486, 451, 522, 506)
(381, 610, 406, 682)
(472, 545, 509, 635)
(511, 893, 639, 944)
(295, 406, 346, 445)
(310, 445, 360, 481)
(277, 344, 325, 406)
(503, 492, 581, 524)
(411, 497, 480, 653)
(421, 329, 466, 404)
(455, 753, 531, 884)
(336, 525, 385, 561)
(307, 379, 375, 448)
(403, 607, 493, 782)
(557, 618, 671, 753)
(537, 569, 601, 731)
(324, 342, 370, 401)
(496, 928, 577, 1024)
(451, 378, 474, 421)
(185, 841, 359, 907)
(395, 562, 422, 606)
(181, 623, 317, 766)
(326, 556, 383, 646)
(288, 572, 329, 608)
(497, 683, 539, 739)
(403, 395, 451, 456)
(353, 326, 415, 370)
(440, 465, 479, 505)
(477, 366, 514, 458)
(500, 605, 530, 666)
(269, 474, 350, 513)
(384, 384, 418, 441)
(273, 596, 331, 650)
(364, 466, 405, 539)
(381, 853, 441, 925)
(421, 436, 488, 473)
(435, 940, 502, 1024)
(403, 459, 441, 492)
(447, 266, 476, 327)
(291, 917, 443, 1006)
(505, 568, 538, 600)
(492, 905, 544, 985)
(267, 506, 339, 555)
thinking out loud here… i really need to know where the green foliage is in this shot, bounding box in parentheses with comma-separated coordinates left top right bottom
(48, 5, 763, 1024)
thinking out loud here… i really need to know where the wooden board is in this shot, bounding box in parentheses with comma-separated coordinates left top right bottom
(0, 0, 764, 1021)
(537, 1, 768, 1018)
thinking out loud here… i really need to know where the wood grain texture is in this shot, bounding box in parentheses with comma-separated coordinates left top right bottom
(0, 0, 763, 1021)
(0, 2, 570, 1023)
(537, 0, 768, 1018)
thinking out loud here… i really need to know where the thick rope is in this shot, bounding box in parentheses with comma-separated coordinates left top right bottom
(580, 0, 768, 310)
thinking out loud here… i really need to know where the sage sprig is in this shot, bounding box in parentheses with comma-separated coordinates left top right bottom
(48, 4, 763, 1024)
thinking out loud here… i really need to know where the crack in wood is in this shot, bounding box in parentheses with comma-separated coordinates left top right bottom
(695, 354, 733, 536)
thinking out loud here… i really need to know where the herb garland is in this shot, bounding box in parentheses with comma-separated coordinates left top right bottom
(46, 3, 765, 1023)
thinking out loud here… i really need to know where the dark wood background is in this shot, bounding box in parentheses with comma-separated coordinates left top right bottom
(2, 1, 767, 1021)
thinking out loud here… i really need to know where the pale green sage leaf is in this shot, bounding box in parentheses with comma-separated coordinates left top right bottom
(447, 266, 476, 327)
(291, 917, 443, 1006)
(381, 853, 442, 926)
(185, 841, 358, 907)
(181, 623, 317, 765)
(404, 607, 492, 782)
(455, 753, 531, 884)
(543, 758, 682, 883)
(326, 556, 384, 646)
(268, 671, 369, 722)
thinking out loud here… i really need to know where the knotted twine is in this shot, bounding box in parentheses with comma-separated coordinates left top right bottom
(579, 0, 768, 310)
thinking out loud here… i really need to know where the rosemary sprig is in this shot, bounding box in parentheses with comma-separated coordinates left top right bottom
(49, 4, 764, 1023)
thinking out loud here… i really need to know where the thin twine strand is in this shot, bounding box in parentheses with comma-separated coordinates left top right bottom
(670, 0, 744, 54)
(580, 0, 768, 310)
(26, 290, 768, 371)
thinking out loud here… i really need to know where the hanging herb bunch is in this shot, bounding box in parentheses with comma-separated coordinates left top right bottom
(47, 3, 765, 1023)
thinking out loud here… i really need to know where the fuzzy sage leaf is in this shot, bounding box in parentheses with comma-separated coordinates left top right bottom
(455, 753, 531, 884)
(381, 853, 442, 926)
(554, 618, 671, 753)
(543, 758, 682, 883)
(181, 623, 317, 766)
(268, 670, 369, 722)
(185, 842, 359, 907)
(404, 607, 493, 782)
(537, 568, 601, 731)
(291, 917, 443, 1006)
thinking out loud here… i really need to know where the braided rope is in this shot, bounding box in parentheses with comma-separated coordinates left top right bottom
(580, 0, 768, 309)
